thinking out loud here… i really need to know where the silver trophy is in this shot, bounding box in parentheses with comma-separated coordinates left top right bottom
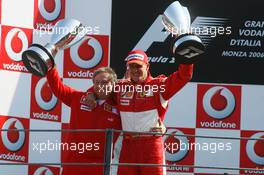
(22, 19, 87, 77)
(162, 1, 205, 64)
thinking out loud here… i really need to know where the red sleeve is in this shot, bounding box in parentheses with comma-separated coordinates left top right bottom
(161, 64, 193, 100)
(46, 67, 76, 106)
(87, 86, 94, 93)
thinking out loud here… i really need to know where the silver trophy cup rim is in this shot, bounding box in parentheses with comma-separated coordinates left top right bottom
(162, 1, 191, 35)
(22, 44, 54, 77)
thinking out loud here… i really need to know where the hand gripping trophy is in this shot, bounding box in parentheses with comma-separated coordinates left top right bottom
(22, 19, 87, 77)
(162, 1, 205, 64)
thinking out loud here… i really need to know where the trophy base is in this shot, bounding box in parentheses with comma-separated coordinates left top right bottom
(173, 34, 205, 64)
(22, 44, 54, 77)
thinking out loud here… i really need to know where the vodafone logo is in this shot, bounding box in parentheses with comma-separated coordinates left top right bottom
(164, 129, 189, 162)
(35, 78, 57, 111)
(38, 0, 61, 21)
(1, 118, 25, 152)
(70, 36, 103, 69)
(246, 132, 264, 165)
(203, 86, 235, 119)
(34, 167, 53, 175)
(5, 28, 28, 62)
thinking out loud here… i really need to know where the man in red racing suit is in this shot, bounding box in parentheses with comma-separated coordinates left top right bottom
(116, 50, 194, 175)
(46, 66, 122, 175)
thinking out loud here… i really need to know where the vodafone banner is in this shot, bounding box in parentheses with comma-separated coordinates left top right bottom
(0, 0, 111, 174)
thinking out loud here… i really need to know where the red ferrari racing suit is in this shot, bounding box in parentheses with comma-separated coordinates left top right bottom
(46, 67, 121, 175)
(116, 64, 193, 175)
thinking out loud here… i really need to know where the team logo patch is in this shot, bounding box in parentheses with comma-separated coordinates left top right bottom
(140, 91, 146, 98)
(80, 95, 92, 111)
(80, 105, 92, 111)
(120, 99, 130, 106)
(104, 103, 112, 112)
(121, 91, 134, 99)
(136, 88, 153, 98)
(104, 103, 118, 115)
(80, 95, 88, 104)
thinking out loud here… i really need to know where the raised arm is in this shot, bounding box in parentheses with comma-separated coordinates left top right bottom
(161, 64, 193, 100)
(46, 67, 76, 106)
